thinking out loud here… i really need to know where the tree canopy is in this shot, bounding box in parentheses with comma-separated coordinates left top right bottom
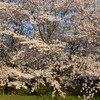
(0, 0, 100, 99)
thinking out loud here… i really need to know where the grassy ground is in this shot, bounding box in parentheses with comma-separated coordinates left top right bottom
(0, 95, 100, 100)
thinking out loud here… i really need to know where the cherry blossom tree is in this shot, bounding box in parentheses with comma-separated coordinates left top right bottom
(0, 0, 100, 99)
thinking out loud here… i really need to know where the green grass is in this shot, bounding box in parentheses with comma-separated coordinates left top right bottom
(0, 95, 99, 100)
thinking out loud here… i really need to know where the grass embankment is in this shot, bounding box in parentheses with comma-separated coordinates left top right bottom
(0, 95, 100, 100)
